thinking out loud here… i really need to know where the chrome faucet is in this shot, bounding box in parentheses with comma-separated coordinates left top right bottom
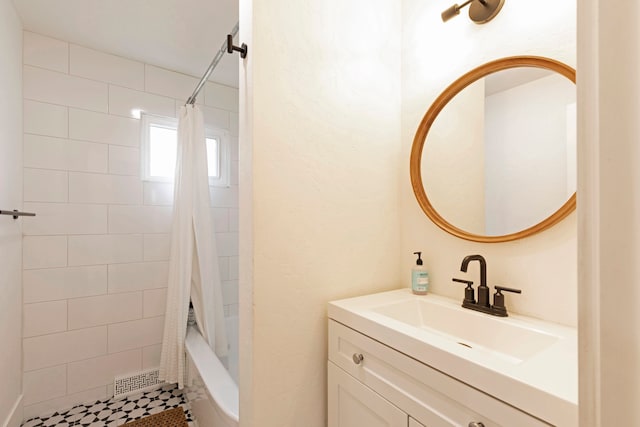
(453, 254, 521, 317)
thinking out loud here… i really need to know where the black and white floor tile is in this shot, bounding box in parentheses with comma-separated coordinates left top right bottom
(21, 383, 195, 427)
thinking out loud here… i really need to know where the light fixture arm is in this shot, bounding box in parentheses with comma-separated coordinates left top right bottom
(441, 0, 505, 24)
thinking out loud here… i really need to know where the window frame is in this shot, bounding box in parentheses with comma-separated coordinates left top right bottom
(140, 113, 230, 187)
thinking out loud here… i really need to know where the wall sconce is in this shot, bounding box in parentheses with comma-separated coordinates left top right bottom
(441, 0, 505, 24)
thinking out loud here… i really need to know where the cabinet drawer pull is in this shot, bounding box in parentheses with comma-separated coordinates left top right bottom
(468, 423, 485, 427)
(352, 353, 364, 365)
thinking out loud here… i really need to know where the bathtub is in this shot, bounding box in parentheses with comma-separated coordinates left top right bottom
(185, 321, 239, 427)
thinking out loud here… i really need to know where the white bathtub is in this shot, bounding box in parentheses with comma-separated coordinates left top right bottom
(185, 321, 239, 427)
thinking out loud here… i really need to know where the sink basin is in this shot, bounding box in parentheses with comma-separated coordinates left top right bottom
(372, 298, 559, 364)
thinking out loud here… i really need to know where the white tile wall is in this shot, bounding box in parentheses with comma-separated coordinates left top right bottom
(143, 289, 167, 318)
(24, 168, 68, 202)
(108, 205, 172, 234)
(23, 32, 68, 73)
(68, 234, 143, 266)
(69, 108, 140, 147)
(143, 234, 171, 262)
(23, 266, 107, 303)
(68, 292, 142, 330)
(23, 365, 67, 405)
(23, 327, 107, 371)
(24, 66, 108, 113)
(23, 301, 67, 338)
(24, 100, 68, 137)
(69, 172, 142, 205)
(108, 317, 164, 354)
(22, 32, 239, 418)
(108, 85, 176, 119)
(142, 344, 162, 369)
(23, 236, 67, 269)
(70, 45, 144, 90)
(107, 261, 169, 293)
(67, 350, 142, 394)
(23, 202, 108, 236)
(109, 145, 140, 175)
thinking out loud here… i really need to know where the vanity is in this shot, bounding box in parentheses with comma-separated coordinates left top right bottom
(327, 289, 577, 426)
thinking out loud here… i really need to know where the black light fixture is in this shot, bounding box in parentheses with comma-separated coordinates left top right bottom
(441, 0, 505, 24)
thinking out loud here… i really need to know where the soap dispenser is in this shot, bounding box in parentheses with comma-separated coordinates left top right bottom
(411, 251, 429, 295)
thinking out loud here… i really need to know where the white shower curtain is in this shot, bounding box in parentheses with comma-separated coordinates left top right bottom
(159, 104, 228, 388)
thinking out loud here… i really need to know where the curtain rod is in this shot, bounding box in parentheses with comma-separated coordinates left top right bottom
(186, 22, 246, 105)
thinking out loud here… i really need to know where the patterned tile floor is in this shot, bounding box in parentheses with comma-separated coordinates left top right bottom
(21, 384, 195, 427)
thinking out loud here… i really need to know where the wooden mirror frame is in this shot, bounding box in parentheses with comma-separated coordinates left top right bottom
(410, 56, 576, 243)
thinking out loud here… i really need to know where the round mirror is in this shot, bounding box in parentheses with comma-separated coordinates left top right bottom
(410, 56, 576, 243)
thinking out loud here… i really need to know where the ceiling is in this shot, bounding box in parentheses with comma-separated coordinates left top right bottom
(13, 0, 239, 88)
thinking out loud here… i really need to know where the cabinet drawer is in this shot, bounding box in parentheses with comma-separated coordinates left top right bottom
(328, 320, 550, 427)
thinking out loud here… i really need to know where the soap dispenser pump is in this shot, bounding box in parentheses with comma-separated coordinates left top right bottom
(411, 251, 429, 295)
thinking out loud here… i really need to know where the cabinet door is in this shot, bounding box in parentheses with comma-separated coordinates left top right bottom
(328, 361, 407, 427)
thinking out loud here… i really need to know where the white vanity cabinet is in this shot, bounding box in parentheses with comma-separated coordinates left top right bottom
(328, 320, 550, 427)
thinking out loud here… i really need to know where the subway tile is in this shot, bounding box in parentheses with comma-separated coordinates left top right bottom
(23, 236, 67, 269)
(109, 85, 176, 119)
(24, 100, 68, 138)
(143, 234, 171, 261)
(145, 65, 199, 102)
(108, 205, 172, 234)
(108, 317, 164, 354)
(204, 82, 239, 112)
(24, 135, 108, 173)
(209, 186, 238, 208)
(143, 182, 174, 206)
(68, 292, 142, 330)
(109, 145, 140, 176)
(22, 202, 107, 236)
(228, 208, 239, 232)
(23, 134, 67, 170)
(215, 232, 239, 257)
(226, 303, 239, 318)
(66, 140, 109, 173)
(69, 172, 142, 205)
(143, 288, 167, 318)
(23, 386, 107, 421)
(230, 160, 239, 186)
(228, 256, 239, 281)
(201, 105, 230, 130)
(23, 300, 67, 338)
(222, 280, 239, 306)
(67, 349, 141, 394)
(23, 32, 68, 73)
(23, 365, 67, 406)
(24, 65, 108, 112)
(23, 266, 107, 303)
(23, 326, 107, 371)
(142, 344, 162, 369)
(108, 261, 169, 293)
(68, 234, 143, 266)
(69, 108, 140, 147)
(24, 168, 68, 202)
(70, 45, 144, 90)
(211, 208, 229, 232)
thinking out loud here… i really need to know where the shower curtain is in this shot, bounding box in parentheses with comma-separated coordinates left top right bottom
(159, 104, 228, 388)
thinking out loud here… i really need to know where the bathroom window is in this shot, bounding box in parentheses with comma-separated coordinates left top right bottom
(141, 113, 230, 187)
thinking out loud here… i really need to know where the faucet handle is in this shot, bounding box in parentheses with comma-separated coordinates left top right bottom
(452, 278, 475, 306)
(492, 285, 522, 317)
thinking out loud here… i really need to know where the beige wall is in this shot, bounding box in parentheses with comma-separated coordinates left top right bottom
(240, 0, 402, 425)
(401, 0, 577, 326)
(0, 1, 23, 426)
